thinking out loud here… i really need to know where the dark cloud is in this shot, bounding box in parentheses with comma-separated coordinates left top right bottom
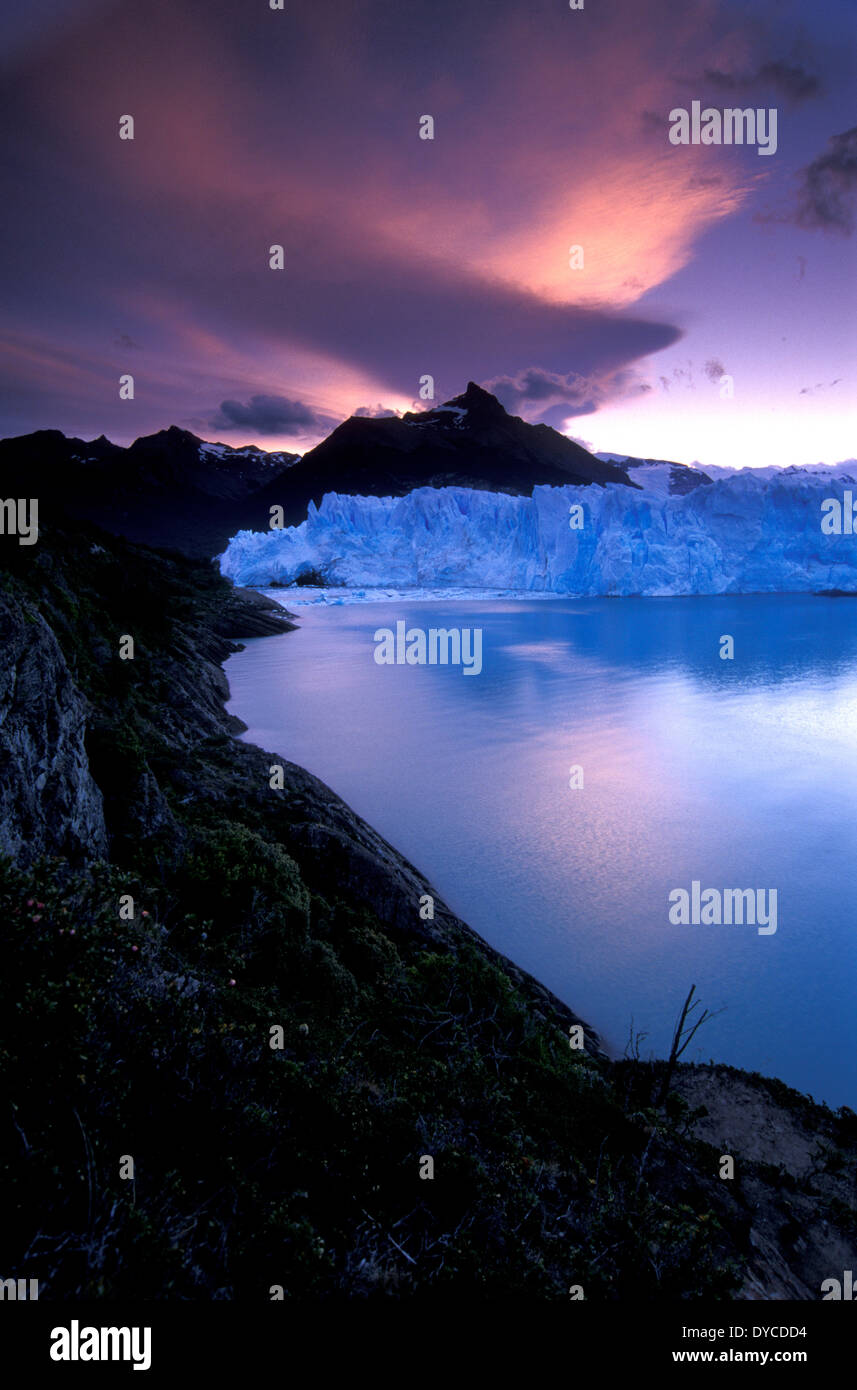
(485, 365, 652, 424)
(794, 126, 857, 234)
(210, 394, 337, 435)
(487, 368, 600, 418)
(700, 61, 821, 103)
(354, 404, 400, 418)
(753, 127, 857, 235)
(654, 360, 733, 391)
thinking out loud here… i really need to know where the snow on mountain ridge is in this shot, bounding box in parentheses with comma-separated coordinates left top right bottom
(220, 472, 857, 595)
(597, 454, 857, 484)
(593, 454, 713, 499)
(702, 460, 857, 483)
(200, 441, 298, 469)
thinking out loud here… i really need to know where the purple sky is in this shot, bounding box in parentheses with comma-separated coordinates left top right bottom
(1, 0, 855, 467)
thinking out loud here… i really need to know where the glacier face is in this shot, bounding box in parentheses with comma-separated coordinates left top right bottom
(219, 467, 857, 596)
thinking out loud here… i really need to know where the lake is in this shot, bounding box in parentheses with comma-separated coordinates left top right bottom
(225, 592, 857, 1109)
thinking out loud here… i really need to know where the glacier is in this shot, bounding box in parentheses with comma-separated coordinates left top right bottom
(219, 466, 857, 596)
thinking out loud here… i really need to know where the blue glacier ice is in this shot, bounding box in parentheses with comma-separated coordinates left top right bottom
(219, 463, 857, 596)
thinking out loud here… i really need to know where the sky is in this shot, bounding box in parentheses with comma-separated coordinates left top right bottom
(1, 0, 855, 469)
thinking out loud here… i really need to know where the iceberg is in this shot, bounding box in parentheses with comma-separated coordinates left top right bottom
(219, 466, 857, 596)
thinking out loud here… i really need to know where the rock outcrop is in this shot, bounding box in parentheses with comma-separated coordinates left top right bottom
(0, 588, 107, 864)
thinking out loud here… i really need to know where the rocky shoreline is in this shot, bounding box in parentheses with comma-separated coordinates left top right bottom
(0, 519, 853, 1299)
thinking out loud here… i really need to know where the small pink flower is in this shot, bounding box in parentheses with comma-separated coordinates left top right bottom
(141, 910, 150, 918)
(26, 898, 35, 907)
(32, 914, 42, 923)
(69, 928, 75, 935)
(228, 978, 236, 986)
(36, 901, 45, 909)
(131, 945, 138, 953)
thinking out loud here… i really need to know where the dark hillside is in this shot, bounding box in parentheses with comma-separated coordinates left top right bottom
(0, 525, 852, 1299)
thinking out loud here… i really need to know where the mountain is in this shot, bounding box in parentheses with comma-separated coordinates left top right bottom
(703, 459, 857, 482)
(247, 382, 639, 528)
(600, 455, 857, 491)
(222, 469, 857, 594)
(0, 426, 299, 558)
(0, 386, 635, 556)
(595, 453, 714, 497)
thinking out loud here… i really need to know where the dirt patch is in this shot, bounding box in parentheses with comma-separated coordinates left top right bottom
(673, 1065, 856, 1300)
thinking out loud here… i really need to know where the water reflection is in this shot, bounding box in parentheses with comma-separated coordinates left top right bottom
(226, 595, 857, 1107)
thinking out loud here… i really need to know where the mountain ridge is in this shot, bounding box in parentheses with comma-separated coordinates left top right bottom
(0, 384, 636, 556)
(252, 382, 639, 528)
(0, 425, 299, 558)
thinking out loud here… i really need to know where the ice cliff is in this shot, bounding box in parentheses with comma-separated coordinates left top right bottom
(220, 464, 857, 595)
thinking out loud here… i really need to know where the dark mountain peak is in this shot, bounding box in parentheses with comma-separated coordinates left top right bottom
(253, 377, 639, 528)
(0, 428, 121, 468)
(130, 425, 203, 453)
(397, 381, 509, 431)
(4, 427, 70, 447)
(447, 381, 507, 416)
